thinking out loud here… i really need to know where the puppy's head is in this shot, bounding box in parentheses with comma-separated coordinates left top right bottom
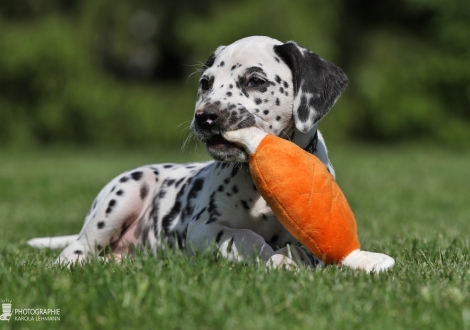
(191, 36, 348, 162)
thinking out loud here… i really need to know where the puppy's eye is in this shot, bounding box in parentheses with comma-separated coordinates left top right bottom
(247, 77, 266, 87)
(200, 78, 210, 90)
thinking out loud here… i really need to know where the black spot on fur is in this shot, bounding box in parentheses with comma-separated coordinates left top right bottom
(232, 185, 239, 194)
(228, 111, 239, 125)
(227, 237, 235, 253)
(97, 221, 105, 229)
(231, 65, 237, 70)
(276, 98, 280, 106)
(263, 110, 269, 115)
(162, 181, 189, 234)
(74, 250, 83, 255)
(105, 199, 116, 215)
(131, 171, 143, 181)
(220, 61, 225, 67)
(274, 57, 280, 63)
(224, 178, 230, 184)
(276, 116, 281, 121)
(163, 164, 174, 169)
(140, 183, 149, 200)
(275, 75, 281, 84)
(283, 81, 289, 88)
(280, 87, 284, 93)
(167, 179, 175, 186)
(175, 177, 185, 188)
(218, 185, 224, 192)
(216, 230, 224, 243)
(206, 191, 221, 224)
(240, 200, 249, 209)
(193, 207, 207, 221)
(229, 84, 233, 89)
(254, 98, 262, 105)
(153, 169, 159, 176)
(188, 178, 204, 199)
(231, 166, 238, 177)
(203, 52, 217, 72)
(247, 66, 266, 76)
(226, 92, 232, 97)
(116, 190, 124, 196)
(119, 176, 129, 183)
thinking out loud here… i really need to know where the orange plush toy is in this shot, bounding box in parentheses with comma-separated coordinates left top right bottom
(224, 127, 395, 272)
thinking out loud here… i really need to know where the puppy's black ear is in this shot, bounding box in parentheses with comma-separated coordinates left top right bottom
(274, 42, 348, 133)
(202, 46, 226, 73)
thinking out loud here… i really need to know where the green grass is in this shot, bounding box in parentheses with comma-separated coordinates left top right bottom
(0, 143, 469, 329)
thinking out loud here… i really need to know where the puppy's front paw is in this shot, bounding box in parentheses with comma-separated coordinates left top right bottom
(266, 254, 299, 271)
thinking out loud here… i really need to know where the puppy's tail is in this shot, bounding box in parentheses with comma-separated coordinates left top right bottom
(27, 235, 79, 249)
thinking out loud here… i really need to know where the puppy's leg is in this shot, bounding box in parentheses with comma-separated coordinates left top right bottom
(187, 221, 276, 264)
(56, 168, 156, 264)
(27, 235, 79, 249)
(268, 246, 316, 270)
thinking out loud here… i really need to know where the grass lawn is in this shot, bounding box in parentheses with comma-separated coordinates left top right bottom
(0, 143, 469, 329)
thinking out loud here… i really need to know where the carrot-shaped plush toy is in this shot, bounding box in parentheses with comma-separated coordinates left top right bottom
(223, 127, 394, 273)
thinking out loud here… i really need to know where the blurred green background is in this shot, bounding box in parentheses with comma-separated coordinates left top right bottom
(0, 0, 469, 150)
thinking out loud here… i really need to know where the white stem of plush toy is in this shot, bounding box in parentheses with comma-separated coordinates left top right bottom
(223, 127, 267, 155)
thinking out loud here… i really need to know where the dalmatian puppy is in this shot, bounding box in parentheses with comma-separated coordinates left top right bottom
(29, 35, 364, 270)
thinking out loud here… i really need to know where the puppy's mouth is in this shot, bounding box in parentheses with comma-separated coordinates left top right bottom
(204, 134, 247, 162)
(207, 134, 243, 150)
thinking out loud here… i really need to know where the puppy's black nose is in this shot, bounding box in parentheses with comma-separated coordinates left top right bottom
(195, 105, 220, 128)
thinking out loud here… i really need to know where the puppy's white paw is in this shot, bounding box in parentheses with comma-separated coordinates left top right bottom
(341, 249, 395, 273)
(54, 240, 88, 265)
(266, 254, 299, 271)
(223, 127, 267, 155)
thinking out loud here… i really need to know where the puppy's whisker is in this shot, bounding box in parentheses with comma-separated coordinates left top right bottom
(186, 69, 203, 83)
